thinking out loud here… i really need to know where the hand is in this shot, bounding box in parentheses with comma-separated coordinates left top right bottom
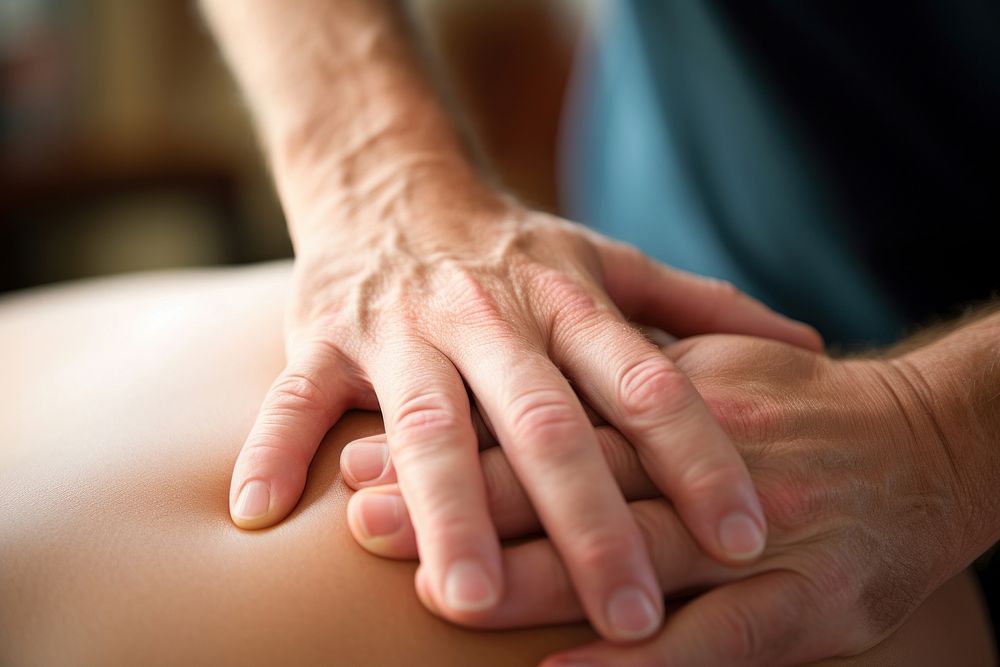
(228, 179, 821, 641)
(342, 335, 967, 665)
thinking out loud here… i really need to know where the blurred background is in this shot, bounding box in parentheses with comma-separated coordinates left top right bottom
(0, 0, 586, 293)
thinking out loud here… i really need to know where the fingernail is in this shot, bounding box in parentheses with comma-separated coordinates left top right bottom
(355, 494, 403, 538)
(233, 480, 270, 522)
(444, 558, 498, 612)
(343, 442, 388, 483)
(606, 585, 660, 639)
(719, 512, 766, 560)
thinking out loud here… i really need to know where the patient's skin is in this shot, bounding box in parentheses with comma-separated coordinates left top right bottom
(0, 262, 993, 666)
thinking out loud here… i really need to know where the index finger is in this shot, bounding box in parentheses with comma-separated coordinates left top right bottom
(230, 339, 361, 529)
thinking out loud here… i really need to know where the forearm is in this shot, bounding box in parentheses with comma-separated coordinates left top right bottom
(200, 0, 485, 248)
(890, 306, 1000, 565)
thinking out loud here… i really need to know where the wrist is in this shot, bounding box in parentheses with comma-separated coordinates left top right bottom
(284, 154, 521, 269)
(281, 148, 504, 251)
(243, 33, 495, 247)
(838, 357, 967, 584)
(277, 111, 469, 221)
(883, 344, 996, 574)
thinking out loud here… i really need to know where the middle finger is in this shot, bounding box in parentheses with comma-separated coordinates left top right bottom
(441, 328, 664, 642)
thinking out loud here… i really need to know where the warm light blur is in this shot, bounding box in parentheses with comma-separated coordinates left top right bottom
(0, 0, 582, 293)
(0, 0, 290, 292)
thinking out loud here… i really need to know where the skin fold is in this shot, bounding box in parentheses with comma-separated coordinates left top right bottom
(0, 262, 994, 666)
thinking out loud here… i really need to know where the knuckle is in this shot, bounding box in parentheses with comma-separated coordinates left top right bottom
(392, 392, 464, 445)
(506, 388, 584, 458)
(240, 440, 309, 471)
(714, 600, 768, 663)
(301, 334, 345, 364)
(535, 269, 598, 325)
(618, 355, 694, 419)
(266, 372, 331, 417)
(573, 528, 643, 572)
(677, 458, 749, 499)
(421, 506, 484, 541)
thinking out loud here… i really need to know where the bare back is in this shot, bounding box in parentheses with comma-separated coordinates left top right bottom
(0, 262, 993, 666)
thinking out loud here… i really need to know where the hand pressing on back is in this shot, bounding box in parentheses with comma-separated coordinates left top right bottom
(203, 0, 820, 643)
(342, 330, 998, 666)
(234, 186, 820, 642)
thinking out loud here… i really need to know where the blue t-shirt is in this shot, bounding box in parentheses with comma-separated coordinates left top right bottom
(563, 1, 1000, 346)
